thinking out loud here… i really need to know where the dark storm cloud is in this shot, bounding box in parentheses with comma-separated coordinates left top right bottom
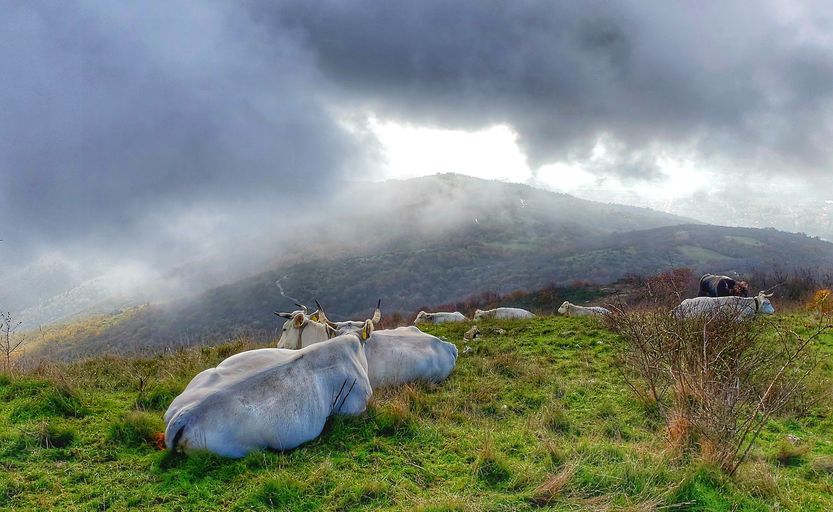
(3, 0, 833, 286)
(0, 1, 369, 265)
(260, 0, 833, 176)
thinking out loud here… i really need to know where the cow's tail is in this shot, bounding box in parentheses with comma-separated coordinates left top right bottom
(164, 409, 190, 452)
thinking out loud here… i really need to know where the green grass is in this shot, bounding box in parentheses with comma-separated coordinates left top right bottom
(676, 244, 729, 263)
(723, 235, 765, 247)
(3, 315, 833, 510)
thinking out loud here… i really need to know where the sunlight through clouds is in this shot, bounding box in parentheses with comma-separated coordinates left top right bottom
(369, 116, 714, 212)
(368, 118, 531, 182)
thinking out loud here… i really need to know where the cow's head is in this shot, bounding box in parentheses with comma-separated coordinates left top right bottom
(557, 301, 571, 315)
(473, 309, 485, 320)
(315, 300, 375, 343)
(732, 281, 750, 297)
(414, 311, 430, 324)
(274, 310, 336, 349)
(754, 292, 775, 315)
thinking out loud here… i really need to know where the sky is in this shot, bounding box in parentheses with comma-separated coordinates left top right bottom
(3, 0, 833, 303)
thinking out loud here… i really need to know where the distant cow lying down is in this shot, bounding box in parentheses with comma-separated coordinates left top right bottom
(164, 334, 373, 458)
(699, 274, 749, 297)
(414, 311, 467, 324)
(473, 307, 535, 320)
(557, 301, 611, 317)
(673, 292, 775, 321)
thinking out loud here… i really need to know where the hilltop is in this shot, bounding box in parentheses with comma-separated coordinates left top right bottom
(19, 175, 833, 361)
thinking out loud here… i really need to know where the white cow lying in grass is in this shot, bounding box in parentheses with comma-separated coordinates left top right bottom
(414, 311, 467, 324)
(274, 310, 336, 349)
(672, 292, 775, 321)
(363, 326, 458, 388)
(277, 302, 458, 389)
(557, 301, 611, 317)
(473, 307, 535, 320)
(164, 335, 373, 458)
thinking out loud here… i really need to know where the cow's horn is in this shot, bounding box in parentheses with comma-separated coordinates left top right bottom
(274, 311, 293, 319)
(294, 302, 309, 314)
(372, 299, 381, 324)
(314, 299, 337, 328)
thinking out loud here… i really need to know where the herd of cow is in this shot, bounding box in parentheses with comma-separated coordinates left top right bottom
(162, 273, 775, 458)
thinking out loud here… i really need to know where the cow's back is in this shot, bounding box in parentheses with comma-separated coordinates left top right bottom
(364, 327, 458, 388)
(164, 338, 371, 457)
(494, 307, 535, 319)
(699, 274, 738, 297)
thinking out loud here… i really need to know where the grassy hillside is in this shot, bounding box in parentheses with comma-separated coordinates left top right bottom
(4, 314, 833, 510)
(25, 221, 833, 362)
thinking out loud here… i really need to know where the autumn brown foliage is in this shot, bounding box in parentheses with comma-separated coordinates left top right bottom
(606, 304, 829, 474)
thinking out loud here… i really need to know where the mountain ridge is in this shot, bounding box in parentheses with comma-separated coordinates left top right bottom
(18, 175, 833, 362)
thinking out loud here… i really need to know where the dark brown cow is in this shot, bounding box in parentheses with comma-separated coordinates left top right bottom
(698, 274, 749, 297)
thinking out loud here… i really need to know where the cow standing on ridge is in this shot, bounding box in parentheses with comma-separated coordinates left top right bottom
(698, 274, 749, 297)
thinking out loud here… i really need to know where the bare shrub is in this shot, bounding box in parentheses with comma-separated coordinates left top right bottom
(1, 311, 27, 373)
(606, 305, 829, 474)
(806, 288, 833, 315)
(621, 268, 697, 309)
(748, 267, 833, 305)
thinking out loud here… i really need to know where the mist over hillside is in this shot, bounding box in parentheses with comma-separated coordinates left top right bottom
(19, 175, 833, 362)
(6, 174, 690, 327)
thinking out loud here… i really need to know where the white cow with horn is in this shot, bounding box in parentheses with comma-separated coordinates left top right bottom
(557, 301, 611, 317)
(473, 307, 535, 320)
(414, 311, 467, 324)
(282, 301, 458, 389)
(672, 291, 775, 321)
(164, 333, 374, 458)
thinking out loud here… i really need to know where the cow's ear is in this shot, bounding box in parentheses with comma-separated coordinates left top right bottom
(361, 319, 374, 340)
(309, 310, 320, 322)
(293, 313, 306, 328)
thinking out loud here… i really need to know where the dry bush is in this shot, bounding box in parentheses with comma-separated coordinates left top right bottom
(1, 311, 27, 373)
(806, 288, 833, 314)
(749, 267, 833, 305)
(606, 305, 829, 474)
(621, 268, 697, 309)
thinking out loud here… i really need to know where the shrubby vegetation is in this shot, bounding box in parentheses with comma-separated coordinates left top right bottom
(607, 304, 829, 474)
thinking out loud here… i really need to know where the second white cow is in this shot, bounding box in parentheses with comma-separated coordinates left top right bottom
(473, 307, 535, 320)
(414, 311, 467, 324)
(557, 301, 611, 317)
